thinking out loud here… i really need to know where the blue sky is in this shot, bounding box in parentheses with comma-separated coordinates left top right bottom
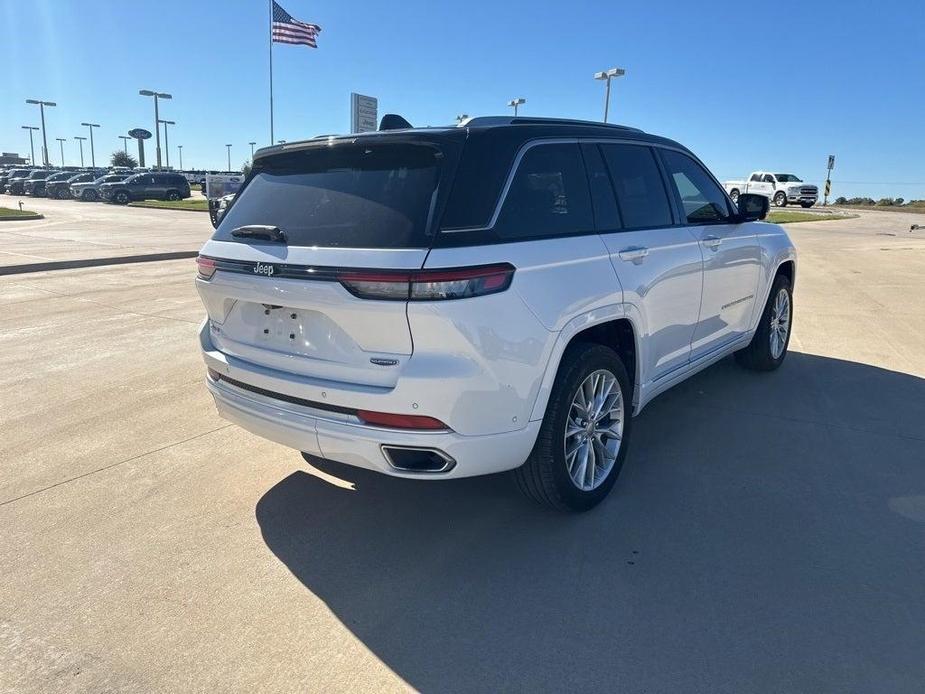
(2, 0, 923, 199)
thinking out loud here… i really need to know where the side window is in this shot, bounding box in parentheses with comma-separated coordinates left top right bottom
(580, 143, 621, 230)
(749, 173, 762, 182)
(660, 150, 732, 224)
(600, 144, 673, 229)
(494, 143, 593, 241)
(762, 174, 775, 184)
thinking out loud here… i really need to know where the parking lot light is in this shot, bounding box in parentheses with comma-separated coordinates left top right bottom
(593, 67, 625, 123)
(74, 136, 87, 167)
(118, 135, 131, 153)
(55, 137, 67, 167)
(507, 98, 525, 116)
(139, 90, 172, 169)
(158, 120, 175, 169)
(178, 145, 183, 170)
(80, 122, 100, 168)
(26, 99, 56, 167)
(21, 125, 39, 166)
(249, 141, 257, 158)
(226, 144, 232, 173)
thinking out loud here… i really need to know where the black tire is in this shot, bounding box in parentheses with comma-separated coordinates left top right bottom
(773, 191, 787, 207)
(165, 190, 180, 201)
(512, 342, 633, 512)
(735, 274, 793, 371)
(729, 189, 739, 203)
(113, 191, 130, 205)
(800, 202, 813, 208)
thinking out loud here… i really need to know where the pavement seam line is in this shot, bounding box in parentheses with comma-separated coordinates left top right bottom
(0, 424, 233, 508)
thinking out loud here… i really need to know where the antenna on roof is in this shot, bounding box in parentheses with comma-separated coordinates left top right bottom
(379, 114, 413, 131)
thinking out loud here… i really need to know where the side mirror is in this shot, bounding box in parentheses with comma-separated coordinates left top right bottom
(735, 193, 769, 222)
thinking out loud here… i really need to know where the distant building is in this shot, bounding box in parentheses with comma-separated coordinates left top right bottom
(1, 152, 29, 166)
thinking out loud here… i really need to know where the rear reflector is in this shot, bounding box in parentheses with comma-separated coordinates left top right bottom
(357, 410, 448, 430)
(197, 255, 217, 279)
(338, 263, 515, 301)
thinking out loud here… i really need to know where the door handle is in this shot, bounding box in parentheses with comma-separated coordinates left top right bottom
(618, 246, 649, 262)
(702, 235, 721, 251)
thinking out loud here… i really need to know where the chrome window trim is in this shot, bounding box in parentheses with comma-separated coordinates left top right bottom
(440, 137, 703, 234)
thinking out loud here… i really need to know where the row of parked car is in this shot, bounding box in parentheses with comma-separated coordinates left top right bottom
(0, 166, 192, 204)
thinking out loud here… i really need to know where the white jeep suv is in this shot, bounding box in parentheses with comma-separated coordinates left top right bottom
(195, 116, 796, 511)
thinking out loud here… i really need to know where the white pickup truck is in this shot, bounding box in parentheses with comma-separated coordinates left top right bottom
(724, 172, 818, 208)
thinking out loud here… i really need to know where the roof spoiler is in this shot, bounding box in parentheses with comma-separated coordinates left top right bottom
(379, 114, 413, 131)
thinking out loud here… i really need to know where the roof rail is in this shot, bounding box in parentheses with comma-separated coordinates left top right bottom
(459, 116, 643, 133)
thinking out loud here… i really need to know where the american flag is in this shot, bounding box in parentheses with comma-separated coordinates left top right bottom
(272, 1, 321, 48)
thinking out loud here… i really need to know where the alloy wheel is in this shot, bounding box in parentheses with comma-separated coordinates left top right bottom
(564, 369, 624, 491)
(769, 288, 791, 359)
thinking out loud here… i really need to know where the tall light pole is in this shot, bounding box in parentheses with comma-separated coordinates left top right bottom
(177, 145, 183, 170)
(249, 141, 257, 158)
(225, 144, 232, 173)
(593, 67, 625, 123)
(74, 136, 87, 167)
(118, 135, 131, 153)
(158, 119, 175, 168)
(25, 99, 56, 167)
(56, 138, 67, 167)
(507, 98, 525, 116)
(21, 126, 39, 166)
(80, 122, 100, 168)
(456, 114, 469, 125)
(138, 89, 171, 169)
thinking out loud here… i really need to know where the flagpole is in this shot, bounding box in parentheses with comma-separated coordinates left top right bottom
(268, 0, 275, 145)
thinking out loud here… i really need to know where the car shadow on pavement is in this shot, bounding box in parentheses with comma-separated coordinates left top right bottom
(255, 351, 925, 693)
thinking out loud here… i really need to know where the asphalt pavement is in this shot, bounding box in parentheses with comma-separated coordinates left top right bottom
(1, 207, 923, 693)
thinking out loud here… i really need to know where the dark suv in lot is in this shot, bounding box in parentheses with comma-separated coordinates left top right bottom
(45, 170, 105, 199)
(29, 170, 77, 197)
(13, 169, 51, 196)
(99, 172, 191, 204)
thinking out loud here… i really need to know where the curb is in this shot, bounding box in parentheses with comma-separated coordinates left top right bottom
(127, 203, 208, 213)
(0, 251, 199, 276)
(0, 213, 44, 221)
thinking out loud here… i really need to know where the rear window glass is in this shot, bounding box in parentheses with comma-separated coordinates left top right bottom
(213, 143, 440, 248)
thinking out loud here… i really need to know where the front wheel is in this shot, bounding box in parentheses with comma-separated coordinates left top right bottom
(113, 191, 130, 205)
(774, 191, 787, 207)
(513, 343, 633, 512)
(735, 274, 793, 371)
(165, 190, 181, 201)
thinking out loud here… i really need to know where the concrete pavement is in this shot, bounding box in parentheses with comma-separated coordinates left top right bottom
(1, 209, 924, 692)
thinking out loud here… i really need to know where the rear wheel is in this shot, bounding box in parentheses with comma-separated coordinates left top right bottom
(113, 191, 130, 205)
(513, 343, 633, 512)
(735, 274, 793, 371)
(773, 191, 787, 207)
(165, 190, 180, 201)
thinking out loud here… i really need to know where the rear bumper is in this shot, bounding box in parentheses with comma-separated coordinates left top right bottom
(200, 322, 541, 478)
(206, 371, 539, 479)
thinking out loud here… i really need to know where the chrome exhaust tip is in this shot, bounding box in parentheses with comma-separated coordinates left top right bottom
(381, 445, 456, 474)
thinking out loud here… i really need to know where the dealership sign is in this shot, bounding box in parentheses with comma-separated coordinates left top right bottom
(129, 128, 152, 140)
(350, 93, 378, 133)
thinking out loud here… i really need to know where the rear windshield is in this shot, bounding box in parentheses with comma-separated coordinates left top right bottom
(213, 143, 441, 248)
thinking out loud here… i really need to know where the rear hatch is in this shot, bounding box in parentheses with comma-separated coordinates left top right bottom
(197, 133, 462, 388)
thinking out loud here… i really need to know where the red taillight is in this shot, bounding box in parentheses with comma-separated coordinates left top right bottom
(338, 263, 515, 301)
(197, 255, 217, 279)
(357, 410, 448, 430)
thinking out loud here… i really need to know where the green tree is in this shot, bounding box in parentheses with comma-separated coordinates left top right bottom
(111, 150, 138, 168)
(241, 161, 251, 177)
(835, 197, 847, 205)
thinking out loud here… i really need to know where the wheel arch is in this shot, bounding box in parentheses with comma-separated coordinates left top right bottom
(529, 306, 642, 422)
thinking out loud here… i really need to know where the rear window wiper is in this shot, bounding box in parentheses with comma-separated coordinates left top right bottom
(230, 225, 287, 244)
